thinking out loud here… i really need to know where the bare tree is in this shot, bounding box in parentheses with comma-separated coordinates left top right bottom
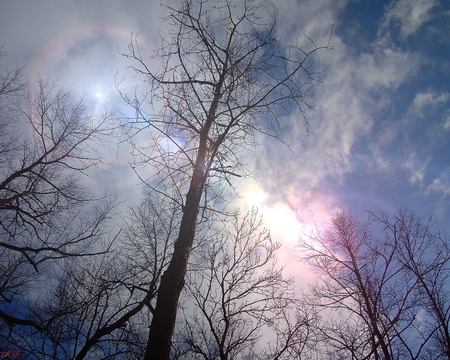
(119, 0, 332, 357)
(171, 209, 300, 360)
(0, 53, 117, 355)
(372, 209, 450, 360)
(298, 211, 419, 360)
(299, 210, 450, 360)
(8, 192, 180, 360)
(262, 304, 321, 360)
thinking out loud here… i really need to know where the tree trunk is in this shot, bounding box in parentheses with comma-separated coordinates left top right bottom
(144, 61, 224, 358)
(144, 141, 209, 360)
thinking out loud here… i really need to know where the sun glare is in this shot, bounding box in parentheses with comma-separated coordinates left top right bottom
(32, 29, 127, 115)
(246, 190, 267, 208)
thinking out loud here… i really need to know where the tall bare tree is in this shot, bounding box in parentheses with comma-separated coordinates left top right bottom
(120, 1, 332, 357)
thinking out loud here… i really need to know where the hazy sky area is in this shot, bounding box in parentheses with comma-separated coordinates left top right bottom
(1, 0, 449, 281)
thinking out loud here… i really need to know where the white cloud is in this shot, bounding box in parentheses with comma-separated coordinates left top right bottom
(444, 112, 450, 130)
(413, 90, 450, 116)
(427, 178, 450, 196)
(355, 47, 419, 90)
(402, 155, 429, 187)
(382, 0, 438, 38)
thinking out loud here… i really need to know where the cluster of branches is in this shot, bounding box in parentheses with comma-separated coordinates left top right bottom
(0, 49, 124, 358)
(298, 209, 450, 360)
(172, 208, 319, 360)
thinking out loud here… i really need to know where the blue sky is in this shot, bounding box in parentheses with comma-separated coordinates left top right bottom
(1, 0, 449, 279)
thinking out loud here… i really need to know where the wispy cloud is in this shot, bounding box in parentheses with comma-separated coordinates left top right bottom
(413, 90, 450, 116)
(1, 0, 449, 281)
(402, 154, 431, 188)
(427, 171, 450, 197)
(381, 0, 438, 38)
(444, 112, 450, 130)
(255, 0, 425, 225)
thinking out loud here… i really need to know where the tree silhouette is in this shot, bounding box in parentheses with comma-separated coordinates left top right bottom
(0, 52, 117, 357)
(299, 210, 450, 359)
(172, 209, 299, 360)
(119, 1, 332, 357)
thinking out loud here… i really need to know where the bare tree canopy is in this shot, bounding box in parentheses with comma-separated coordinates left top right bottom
(119, 1, 332, 357)
(3, 0, 450, 357)
(298, 209, 450, 360)
(0, 52, 118, 357)
(172, 209, 301, 360)
(0, 0, 333, 356)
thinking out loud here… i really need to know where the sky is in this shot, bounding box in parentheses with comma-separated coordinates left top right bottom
(1, 0, 449, 281)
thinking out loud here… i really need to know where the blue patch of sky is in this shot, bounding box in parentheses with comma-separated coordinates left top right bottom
(339, 160, 426, 215)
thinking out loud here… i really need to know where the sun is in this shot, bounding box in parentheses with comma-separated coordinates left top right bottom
(31, 28, 128, 115)
(94, 90, 107, 103)
(30, 24, 156, 120)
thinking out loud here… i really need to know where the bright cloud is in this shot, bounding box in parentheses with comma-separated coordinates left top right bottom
(402, 155, 430, 187)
